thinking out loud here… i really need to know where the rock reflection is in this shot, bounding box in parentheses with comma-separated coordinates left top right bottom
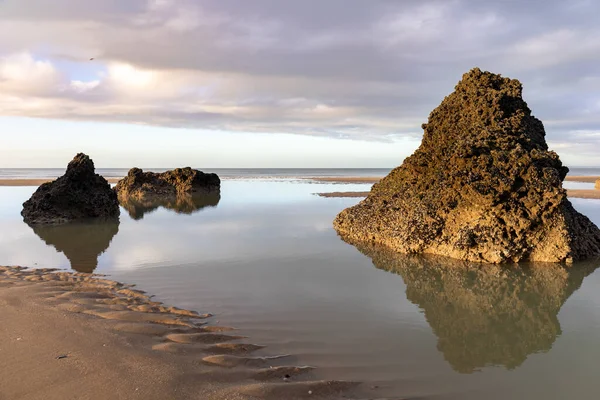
(27, 220, 120, 273)
(344, 239, 600, 373)
(119, 193, 221, 220)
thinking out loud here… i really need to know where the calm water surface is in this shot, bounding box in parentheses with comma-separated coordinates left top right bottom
(2, 180, 600, 399)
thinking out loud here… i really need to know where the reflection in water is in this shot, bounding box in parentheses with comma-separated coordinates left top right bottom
(119, 193, 221, 220)
(344, 239, 600, 373)
(27, 220, 120, 273)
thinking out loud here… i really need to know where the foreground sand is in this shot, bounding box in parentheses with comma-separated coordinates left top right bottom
(317, 189, 600, 200)
(0, 266, 366, 400)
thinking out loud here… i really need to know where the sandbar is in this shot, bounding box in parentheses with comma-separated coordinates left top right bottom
(316, 189, 600, 200)
(0, 266, 365, 400)
(565, 176, 600, 183)
(309, 175, 600, 185)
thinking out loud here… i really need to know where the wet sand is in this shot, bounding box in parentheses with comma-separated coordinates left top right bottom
(316, 192, 370, 198)
(0, 178, 121, 186)
(317, 189, 600, 200)
(306, 177, 382, 184)
(565, 176, 600, 183)
(0, 266, 365, 400)
(309, 176, 600, 185)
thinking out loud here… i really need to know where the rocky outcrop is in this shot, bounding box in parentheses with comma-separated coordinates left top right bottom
(335, 68, 600, 263)
(22, 153, 119, 224)
(120, 193, 221, 220)
(347, 239, 598, 373)
(114, 167, 220, 199)
(28, 220, 119, 273)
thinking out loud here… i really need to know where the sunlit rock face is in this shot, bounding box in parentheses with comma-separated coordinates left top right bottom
(28, 220, 120, 273)
(334, 68, 600, 263)
(119, 193, 221, 220)
(115, 167, 220, 200)
(345, 239, 599, 373)
(22, 153, 119, 224)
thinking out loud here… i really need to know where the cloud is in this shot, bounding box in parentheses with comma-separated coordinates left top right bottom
(0, 0, 599, 151)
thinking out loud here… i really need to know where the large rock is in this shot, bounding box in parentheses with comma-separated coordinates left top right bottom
(347, 240, 598, 373)
(22, 153, 119, 224)
(334, 68, 600, 263)
(114, 167, 220, 199)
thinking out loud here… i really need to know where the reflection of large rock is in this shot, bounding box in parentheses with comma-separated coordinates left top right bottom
(119, 193, 221, 220)
(334, 68, 600, 263)
(344, 238, 599, 373)
(28, 220, 119, 273)
(22, 153, 119, 224)
(115, 167, 220, 199)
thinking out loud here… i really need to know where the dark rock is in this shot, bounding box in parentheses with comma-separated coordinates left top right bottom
(114, 167, 220, 199)
(119, 192, 220, 220)
(346, 239, 599, 373)
(21, 153, 119, 224)
(28, 219, 119, 273)
(334, 68, 600, 263)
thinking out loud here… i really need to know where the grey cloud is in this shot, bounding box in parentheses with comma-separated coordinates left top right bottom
(0, 0, 599, 151)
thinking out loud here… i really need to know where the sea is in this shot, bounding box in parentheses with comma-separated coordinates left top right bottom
(2, 167, 600, 399)
(0, 167, 392, 180)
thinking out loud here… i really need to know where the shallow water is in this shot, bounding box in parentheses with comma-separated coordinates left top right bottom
(2, 180, 600, 399)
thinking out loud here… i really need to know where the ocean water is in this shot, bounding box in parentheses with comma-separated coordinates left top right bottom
(0, 168, 391, 180)
(2, 179, 600, 399)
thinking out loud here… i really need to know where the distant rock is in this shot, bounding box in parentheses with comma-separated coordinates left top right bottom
(114, 167, 220, 199)
(334, 68, 600, 263)
(347, 240, 598, 373)
(21, 153, 119, 224)
(119, 193, 221, 220)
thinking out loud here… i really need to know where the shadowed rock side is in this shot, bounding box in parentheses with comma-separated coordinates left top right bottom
(27, 220, 120, 273)
(334, 68, 600, 263)
(21, 153, 119, 224)
(115, 167, 220, 199)
(120, 193, 221, 220)
(345, 239, 600, 373)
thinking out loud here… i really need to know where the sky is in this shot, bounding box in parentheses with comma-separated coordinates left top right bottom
(1, 0, 600, 168)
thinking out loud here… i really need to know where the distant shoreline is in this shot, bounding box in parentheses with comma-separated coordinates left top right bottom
(0, 178, 122, 186)
(0, 174, 597, 187)
(316, 189, 600, 200)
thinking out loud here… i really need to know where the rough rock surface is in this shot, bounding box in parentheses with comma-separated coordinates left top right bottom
(334, 68, 600, 263)
(114, 167, 220, 199)
(21, 153, 119, 224)
(347, 239, 598, 373)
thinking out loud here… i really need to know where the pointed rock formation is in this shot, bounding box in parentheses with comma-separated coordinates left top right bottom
(114, 167, 220, 200)
(21, 153, 119, 224)
(334, 68, 600, 263)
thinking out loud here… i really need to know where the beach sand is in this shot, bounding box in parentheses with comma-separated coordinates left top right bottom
(316, 189, 600, 200)
(0, 266, 363, 400)
(309, 176, 600, 185)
